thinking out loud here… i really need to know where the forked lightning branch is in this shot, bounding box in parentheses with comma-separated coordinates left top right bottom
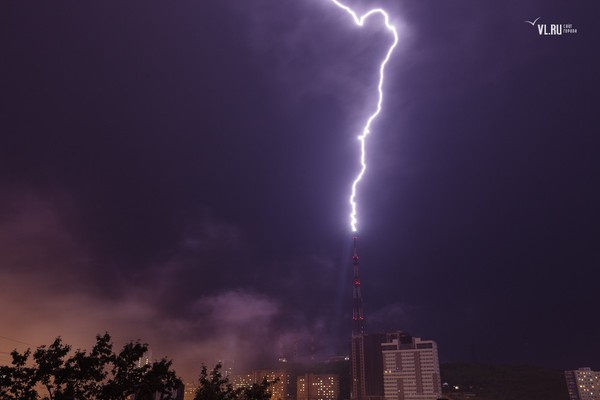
(327, 0, 399, 232)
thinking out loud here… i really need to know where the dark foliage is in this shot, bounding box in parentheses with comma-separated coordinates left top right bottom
(0, 333, 181, 400)
(194, 364, 276, 400)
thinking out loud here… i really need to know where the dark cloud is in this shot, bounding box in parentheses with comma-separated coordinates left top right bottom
(1, 0, 598, 381)
(0, 190, 345, 380)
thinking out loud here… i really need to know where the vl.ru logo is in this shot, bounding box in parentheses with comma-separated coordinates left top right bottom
(524, 17, 578, 35)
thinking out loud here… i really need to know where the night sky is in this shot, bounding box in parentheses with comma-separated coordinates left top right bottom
(1, 0, 599, 382)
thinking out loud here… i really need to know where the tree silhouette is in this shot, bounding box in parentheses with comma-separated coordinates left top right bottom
(193, 364, 276, 400)
(0, 348, 37, 400)
(237, 378, 274, 400)
(0, 333, 181, 400)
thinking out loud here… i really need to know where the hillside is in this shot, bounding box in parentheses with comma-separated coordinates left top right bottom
(440, 363, 569, 400)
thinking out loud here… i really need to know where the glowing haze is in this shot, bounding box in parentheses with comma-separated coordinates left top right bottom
(327, 0, 399, 232)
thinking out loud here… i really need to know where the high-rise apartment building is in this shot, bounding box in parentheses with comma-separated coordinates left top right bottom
(183, 382, 197, 400)
(232, 370, 292, 400)
(381, 332, 441, 400)
(136, 351, 152, 368)
(351, 333, 387, 400)
(297, 374, 340, 400)
(565, 368, 600, 400)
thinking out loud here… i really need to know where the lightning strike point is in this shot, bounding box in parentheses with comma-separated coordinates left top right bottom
(327, 0, 399, 232)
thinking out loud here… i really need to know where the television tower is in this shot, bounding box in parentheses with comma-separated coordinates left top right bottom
(350, 237, 386, 400)
(352, 236, 365, 336)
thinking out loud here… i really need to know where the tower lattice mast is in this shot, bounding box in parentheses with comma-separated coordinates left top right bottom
(352, 236, 365, 336)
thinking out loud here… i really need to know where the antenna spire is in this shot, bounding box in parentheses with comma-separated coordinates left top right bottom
(352, 236, 365, 336)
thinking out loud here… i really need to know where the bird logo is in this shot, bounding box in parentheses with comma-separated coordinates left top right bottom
(525, 17, 541, 26)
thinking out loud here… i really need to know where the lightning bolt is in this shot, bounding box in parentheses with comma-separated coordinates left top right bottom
(327, 0, 399, 232)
